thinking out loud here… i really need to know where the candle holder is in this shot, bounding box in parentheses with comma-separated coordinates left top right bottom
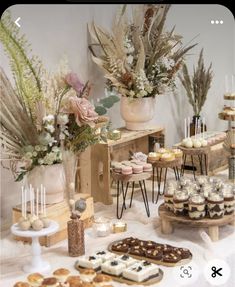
(92, 217, 111, 237)
(108, 129, 121, 140)
(112, 221, 127, 233)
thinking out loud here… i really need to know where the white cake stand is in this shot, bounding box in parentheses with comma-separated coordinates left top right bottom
(11, 220, 59, 273)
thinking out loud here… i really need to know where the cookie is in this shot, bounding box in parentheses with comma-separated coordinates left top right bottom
(111, 243, 129, 253)
(162, 252, 181, 263)
(145, 249, 163, 261)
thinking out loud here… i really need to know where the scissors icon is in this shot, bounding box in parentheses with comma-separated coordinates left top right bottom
(211, 266, 223, 278)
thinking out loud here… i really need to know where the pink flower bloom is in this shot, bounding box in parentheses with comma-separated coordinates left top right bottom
(65, 72, 84, 93)
(69, 97, 98, 127)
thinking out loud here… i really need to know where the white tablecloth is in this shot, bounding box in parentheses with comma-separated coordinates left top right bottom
(1, 173, 235, 287)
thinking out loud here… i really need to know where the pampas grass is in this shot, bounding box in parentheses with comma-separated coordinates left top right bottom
(179, 49, 213, 116)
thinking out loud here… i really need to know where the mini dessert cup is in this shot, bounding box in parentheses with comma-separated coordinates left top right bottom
(164, 182, 176, 212)
(207, 191, 224, 219)
(222, 184, 235, 215)
(173, 190, 189, 216)
(188, 193, 206, 219)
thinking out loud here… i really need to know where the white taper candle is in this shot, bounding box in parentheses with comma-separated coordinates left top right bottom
(21, 186, 24, 217)
(40, 184, 43, 214)
(184, 118, 186, 139)
(36, 188, 39, 217)
(43, 187, 46, 216)
(187, 117, 190, 138)
(24, 187, 27, 218)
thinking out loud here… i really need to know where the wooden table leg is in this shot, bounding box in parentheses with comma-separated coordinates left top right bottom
(208, 226, 219, 241)
(161, 219, 173, 234)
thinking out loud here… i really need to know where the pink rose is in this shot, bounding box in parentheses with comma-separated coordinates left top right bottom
(69, 97, 98, 127)
(65, 72, 84, 93)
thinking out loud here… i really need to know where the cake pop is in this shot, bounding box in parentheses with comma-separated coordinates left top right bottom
(32, 219, 44, 231)
(18, 220, 31, 231)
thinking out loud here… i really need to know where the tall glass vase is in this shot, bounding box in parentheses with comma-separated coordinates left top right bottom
(62, 150, 79, 201)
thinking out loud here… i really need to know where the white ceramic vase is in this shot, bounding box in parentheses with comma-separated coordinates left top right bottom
(27, 163, 66, 204)
(120, 96, 156, 130)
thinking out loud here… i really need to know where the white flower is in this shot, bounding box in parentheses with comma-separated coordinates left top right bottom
(25, 152, 32, 159)
(52, 146, 60, 153)
(59, 133, 65, 140)
(129, 90, 135, 97)
(38, 159, 44, 165)
(32, 151, 37, 157)
(57, 114, 69, 126)
(35, 145, 41, 152)
(45, 125, 55, 133)
(127, 55, 134, 65)
(43, 114, 54, 123)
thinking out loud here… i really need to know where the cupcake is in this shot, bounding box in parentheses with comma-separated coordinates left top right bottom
(148, 152, 160, 161)
(222, 184, 235, 215)
(171, 148, 183, 158)
(93, 274, 113, 286)
(158, 148, 168, 154)
(207, 192, 224, 219)
(173, 190, 189, 216)
(188, 193, 206, 219)
(161, 153, 175, 162)
(27, 273, 44, 286)
(53, 268, 70, 283)
(14, 283, 30, 287)
(41, 277, 58, 287)
(65, 275, 82, 285)
(79, 268, 96, 282)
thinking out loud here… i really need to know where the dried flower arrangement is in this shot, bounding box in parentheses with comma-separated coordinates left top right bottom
(179, 49, 213, 116)
(0, 12, 102, 181)
(89, 4, 197, 99)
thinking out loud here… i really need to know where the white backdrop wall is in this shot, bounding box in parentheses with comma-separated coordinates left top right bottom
(1, 4, 234, 228)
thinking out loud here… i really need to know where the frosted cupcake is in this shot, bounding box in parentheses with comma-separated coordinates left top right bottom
(188, 193, 206, 219)
(222, 185, 235, 215)
(207, 192, 224, 219)
(173, 190, 189, 216)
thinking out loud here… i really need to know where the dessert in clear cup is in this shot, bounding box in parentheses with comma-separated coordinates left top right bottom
(164, 180, 177, 212)
(222, 184, 235, 215)
(200, 182, 213, 200)
(207, 191, 224, 219)
(188, 193, 206, 219)
(173, 190, 189, 216)
(178, 177, 191, 189)
(196, 175, 209, 186)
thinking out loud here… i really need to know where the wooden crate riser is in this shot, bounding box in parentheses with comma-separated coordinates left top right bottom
(183, 143, 228, 175)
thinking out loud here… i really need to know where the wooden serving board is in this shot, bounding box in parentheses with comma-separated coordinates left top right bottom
(75, 266, 163, 286)
(108, 241, 192, 267)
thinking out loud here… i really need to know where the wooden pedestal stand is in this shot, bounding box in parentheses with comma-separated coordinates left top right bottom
(148, 157, 181, 203)
(159, 204, 235, 242)
(179, 145, 210, 179)
(112, 172, 151, 219)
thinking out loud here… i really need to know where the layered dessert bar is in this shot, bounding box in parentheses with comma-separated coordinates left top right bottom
(122, 261, 159, 282)
(188, 193, 206, 219)
(116, 255, 138, 267)
(95, 251, 116, 262)
(76, 255, 102, 270)
(207, 192, 224, 219)
(101, 259, 126, 276)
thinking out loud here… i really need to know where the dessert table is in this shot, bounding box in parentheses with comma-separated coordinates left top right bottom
(1, 172, 235, 287)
